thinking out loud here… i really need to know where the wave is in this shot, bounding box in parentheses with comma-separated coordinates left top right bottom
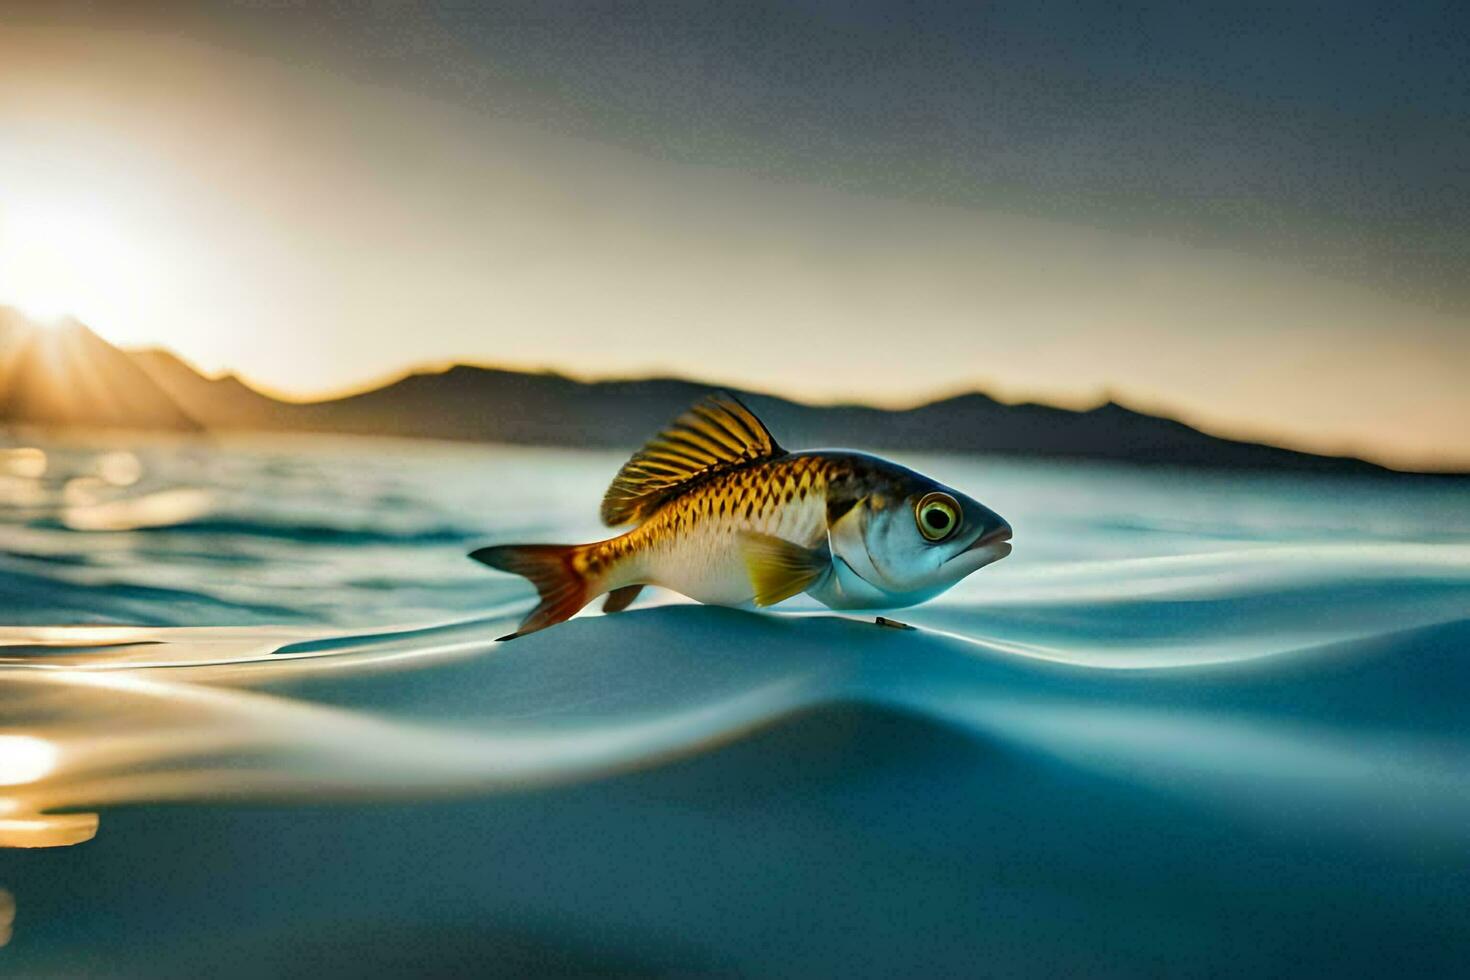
(5, 441, 1469, 973)
(0, 565, 313, 626)
(4, 604, 1468, 845)
(25, 514, 477, 546)
(5, 603, 1470, 974)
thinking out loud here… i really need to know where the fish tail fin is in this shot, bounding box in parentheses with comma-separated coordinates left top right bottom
(470, 543, 592, 640)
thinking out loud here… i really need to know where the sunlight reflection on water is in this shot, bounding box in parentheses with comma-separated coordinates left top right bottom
(0, 447, 46, 480)
(60, 486, 214, 531)
(0, 735, 98, 848)
(0, 735, 56, 785)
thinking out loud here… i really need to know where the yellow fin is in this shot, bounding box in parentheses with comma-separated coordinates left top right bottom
(600, 393, 785, 526)
(740, 532, 830, 607)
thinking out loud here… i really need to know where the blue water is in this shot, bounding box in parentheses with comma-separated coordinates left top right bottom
(1, 432, 1468, 976)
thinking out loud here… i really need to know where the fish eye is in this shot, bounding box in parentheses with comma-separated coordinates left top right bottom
(915, 492, 961, 542)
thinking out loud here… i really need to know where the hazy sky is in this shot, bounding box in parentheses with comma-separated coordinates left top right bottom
(1, 2, 1467, 468)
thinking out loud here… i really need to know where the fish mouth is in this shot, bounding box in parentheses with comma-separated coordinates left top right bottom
(950, 523, 1013, 562)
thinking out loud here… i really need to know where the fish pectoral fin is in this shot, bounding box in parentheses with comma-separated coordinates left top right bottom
(739, 532, 831, 607)
(602, 584, 644, 614)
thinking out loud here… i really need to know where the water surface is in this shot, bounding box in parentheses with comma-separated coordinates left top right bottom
(1, 433, 1468, 975)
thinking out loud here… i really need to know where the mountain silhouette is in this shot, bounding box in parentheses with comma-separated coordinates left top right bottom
(0, 308, 1423, 475)
(0, 313, 200, 432)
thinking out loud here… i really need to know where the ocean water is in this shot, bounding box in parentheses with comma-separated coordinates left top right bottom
(1, 432, 1468, 976)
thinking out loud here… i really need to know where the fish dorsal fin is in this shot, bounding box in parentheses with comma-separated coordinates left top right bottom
(601, 393, 785, 526)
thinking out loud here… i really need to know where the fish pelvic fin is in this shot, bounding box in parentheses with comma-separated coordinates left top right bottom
(601, 392, 785, 527)
(739, 531, 831, 607)
(470, 543, 592, 640)
(602, 584, 644, 614)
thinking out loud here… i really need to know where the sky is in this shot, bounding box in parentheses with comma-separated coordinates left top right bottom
(0, 2, 1467, 469)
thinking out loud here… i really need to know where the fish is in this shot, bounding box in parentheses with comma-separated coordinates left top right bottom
(471, 393, 1012, 639)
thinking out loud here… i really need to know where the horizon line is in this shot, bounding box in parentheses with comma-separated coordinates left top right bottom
(125, 340, 1470, 475)
(7, 312, 1463, 473)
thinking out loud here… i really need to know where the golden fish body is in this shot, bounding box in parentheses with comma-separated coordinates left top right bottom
(586, 454, 834, 606)
(472, 395, 1012, 639)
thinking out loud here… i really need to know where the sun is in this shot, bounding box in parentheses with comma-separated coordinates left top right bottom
(0, 201, 133, 327)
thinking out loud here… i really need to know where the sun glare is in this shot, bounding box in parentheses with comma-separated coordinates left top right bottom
(0, 201, 135, 326)
(0, 734, 58, 786)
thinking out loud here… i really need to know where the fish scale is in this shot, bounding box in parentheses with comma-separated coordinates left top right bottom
(602, 455, 837, 605)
